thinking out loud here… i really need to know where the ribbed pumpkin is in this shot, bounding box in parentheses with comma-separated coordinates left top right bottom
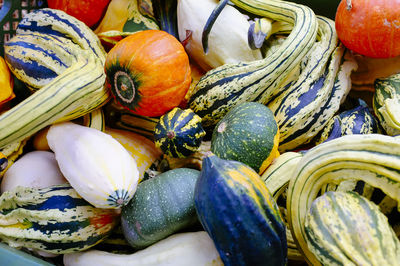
(154, 107, 206, 158)
(105, 30, 191, 117)
(194, 154, 287, 266)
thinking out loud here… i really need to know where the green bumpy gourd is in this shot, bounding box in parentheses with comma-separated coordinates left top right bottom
(305, 191, 400, 265)
(0, 184, 119, 254)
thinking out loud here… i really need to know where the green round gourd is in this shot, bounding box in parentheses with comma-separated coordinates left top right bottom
(305, 191, 400, 265)
(121, 168, 200, 249)
(194, 154, 287, 265)
(211, 101, 279, 174)
(154, 107, 206, 158)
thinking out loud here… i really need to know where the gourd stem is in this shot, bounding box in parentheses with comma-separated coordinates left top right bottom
(346, 0, 352, 10)
(202, 0, 230, 54)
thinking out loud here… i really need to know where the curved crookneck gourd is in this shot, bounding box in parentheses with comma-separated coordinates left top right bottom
(268, 16, 357, 152)
(287, 134, 400, 265)
(188, 0, 318, 129)
(1, 8, 110, 149)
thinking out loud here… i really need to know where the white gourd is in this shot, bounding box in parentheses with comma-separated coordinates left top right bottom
(0, 151, 67, 193)
(177, 0, 263, 71)
(46, 122, 139, 209)
(63, 231, 223, 266)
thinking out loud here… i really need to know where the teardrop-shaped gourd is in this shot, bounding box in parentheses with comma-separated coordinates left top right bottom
(154, 107, 206, 158)
(47, 122, 140, 209)
(194, 154, 287, 265)
(105, 30, 191, 117)
(305, 191, 400, 265)
(121, 168, 200, 249)
(211, 102, 279, 174)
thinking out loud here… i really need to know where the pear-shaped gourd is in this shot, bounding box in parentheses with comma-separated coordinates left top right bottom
(47, 122, 139, 209)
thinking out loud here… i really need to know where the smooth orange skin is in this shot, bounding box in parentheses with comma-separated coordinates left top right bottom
(47, 0, 111, 28)
(335, 0, 400, 58)
(105, 30, 191, 117)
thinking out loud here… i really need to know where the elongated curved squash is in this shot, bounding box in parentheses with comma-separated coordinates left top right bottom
(0, 184, 119, 254)
(195, 154, 287, 265)
(305, 191, 400, 265)
(287, 134, 400, 265)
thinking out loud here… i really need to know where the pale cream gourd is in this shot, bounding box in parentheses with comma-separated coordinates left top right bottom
(46, 122, 139, 209)
(63, 231, 223, 266)
(1, 151, 67, 193)
(177, 0, 263, 71)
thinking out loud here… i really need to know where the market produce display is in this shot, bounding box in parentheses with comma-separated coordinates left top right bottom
(0, 0, 399, 265)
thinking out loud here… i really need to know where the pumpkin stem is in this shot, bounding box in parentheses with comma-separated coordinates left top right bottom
(346, 0, 352, 10)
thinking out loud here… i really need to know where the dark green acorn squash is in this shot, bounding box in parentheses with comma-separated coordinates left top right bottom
(194, 154, 287, 266)
(211, 102, 279, 174)
(305, 191, 400, 265)
(121, 168, 200, 249)
(154, 107, 206, 158)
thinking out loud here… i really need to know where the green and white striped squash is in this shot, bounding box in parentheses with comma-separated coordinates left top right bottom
(287, 134, 400, 265)
(261, 151, 304, 261)
(305, 191, 400, 265)
(121, 168, 200, 249)
(316, 98, 379, 144)
(211, 102, 279, 175)
(0, 8, 110, 149)
(154, 107, 205, 158)
(268, 17, 357, 152)
(194, 154, 287, 265)
(373, 72, 400, 136)
(187, 0, 318, 128)
(0, 184, 119, 254)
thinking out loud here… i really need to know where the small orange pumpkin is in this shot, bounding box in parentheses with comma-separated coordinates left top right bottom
(105, 30, 191, 117)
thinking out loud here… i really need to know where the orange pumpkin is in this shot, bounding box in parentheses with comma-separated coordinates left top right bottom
(335, 0, 400, 58)
(105, 30, 191, 117)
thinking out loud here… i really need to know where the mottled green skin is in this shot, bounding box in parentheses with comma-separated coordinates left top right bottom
(211, 102, 278, 173)
(121, 168, 200, 249)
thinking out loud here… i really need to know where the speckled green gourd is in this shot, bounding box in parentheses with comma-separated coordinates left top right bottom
(211, 102, 279, 174)
(305, 191, 400, 265)
(121, 168, 200, 249)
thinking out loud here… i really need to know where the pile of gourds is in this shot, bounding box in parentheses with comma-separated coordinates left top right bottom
(0, 0, 399, 265)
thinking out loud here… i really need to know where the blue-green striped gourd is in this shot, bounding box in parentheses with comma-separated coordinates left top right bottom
(187, 0, 318, 128)
(0, 8, 110, 149)
(211, 102, 279, 175)
(315, 98, 379, 144)
(0, 184, 119, 254)
(154, 107, 206, 158)
(194, 154, 287, 266)
(287, 134, 400, 265)
(305, 191, 400, 265)
(121, 168, 200, 249)
(373, 72, 400, 136)
(267, 16, 357, 152)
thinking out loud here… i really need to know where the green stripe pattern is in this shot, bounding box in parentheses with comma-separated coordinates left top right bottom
(287, 134, 400, 265)
(373, 73, 400, 136)
(188, 0, 318, 128)
(305, 191, 400, 265)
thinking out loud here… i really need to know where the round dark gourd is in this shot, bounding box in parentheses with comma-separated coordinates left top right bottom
(121, 168, 200, 249)
(154, 107, 206, 158)
(194, 154, 287, 266)
(211, 101, 279, 174)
